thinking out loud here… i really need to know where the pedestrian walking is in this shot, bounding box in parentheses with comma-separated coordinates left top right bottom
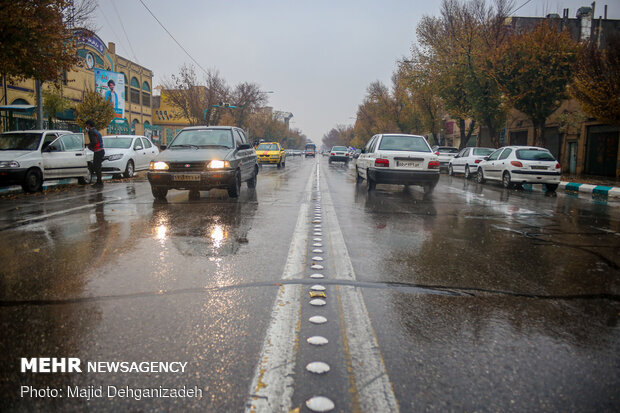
(85, 120, 105, 187)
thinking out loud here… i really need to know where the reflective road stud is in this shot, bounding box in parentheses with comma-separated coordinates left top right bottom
(306, 396, 335, 412)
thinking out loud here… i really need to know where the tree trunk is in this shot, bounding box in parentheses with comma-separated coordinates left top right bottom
(458, 118, 476, 149)
(35, 79, 43, 129)
(533, 119, 546, 147)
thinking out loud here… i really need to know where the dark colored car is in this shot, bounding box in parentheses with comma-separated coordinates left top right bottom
(147, 126, 258, 200)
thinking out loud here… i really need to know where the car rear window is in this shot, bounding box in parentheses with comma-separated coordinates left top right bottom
(378, 135, 430, 152)
(257, 143, 280, 151)
(473, 148, 494, 156)
(332, 146, 347, 151)
(438, 147, 459, 153)
(516, 149, 555, 161)
(103, 138, 133, 149)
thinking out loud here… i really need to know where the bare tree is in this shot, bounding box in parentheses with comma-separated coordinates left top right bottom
(161, 64, 208, 125)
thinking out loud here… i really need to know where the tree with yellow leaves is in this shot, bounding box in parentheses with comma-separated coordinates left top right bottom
(570, 35, 620, 126)
(490, 22, 578, 147)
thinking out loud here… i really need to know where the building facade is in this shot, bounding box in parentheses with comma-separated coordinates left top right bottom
(0, 30, 153, 135)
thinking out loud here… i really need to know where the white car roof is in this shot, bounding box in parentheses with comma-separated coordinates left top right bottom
(103, 135, 145, 138)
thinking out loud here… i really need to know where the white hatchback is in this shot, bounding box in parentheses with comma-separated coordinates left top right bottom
(448, 147, 495, 179)
(476, 146, 561, 191)
(102, 135, 159, 178)
(356, 134, 440, 194)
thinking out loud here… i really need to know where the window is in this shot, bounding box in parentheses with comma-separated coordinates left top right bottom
(488, 149, 503, 161)
(60, 134, 83, 151)
(237, 130, 248, 144)
(133, 138, 143, 150)
(473, 148, 494, 156)
(498, 148, 512, 160)
(142, 81, 150, 92)
(131, 88, 141, 104)
(377, 135, 431, 152)
(461, 148, 470, 157)
(130, 77, 140, 88)
(233, 130, 243, 147)
(142, 138, 152, 149)
(365, 136, 378, 153)
(516, 149, 555, 161)
(142, 92, 150, 107)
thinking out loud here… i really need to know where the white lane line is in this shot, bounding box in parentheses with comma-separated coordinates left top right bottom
(320, 163, 401, 413)
(245, 168, 314, 413)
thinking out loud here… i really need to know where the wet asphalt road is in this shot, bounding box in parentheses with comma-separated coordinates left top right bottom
(0, 156, 618, 412)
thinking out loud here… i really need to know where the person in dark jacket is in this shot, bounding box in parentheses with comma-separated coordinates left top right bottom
(85, 120, 105, 187)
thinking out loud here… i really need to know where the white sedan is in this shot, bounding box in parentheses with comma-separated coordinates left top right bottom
(448, 147, 495, 179)
(102, 135, 159, 178)
(356, 134, 440, 194)
(476, 146, 561, 191)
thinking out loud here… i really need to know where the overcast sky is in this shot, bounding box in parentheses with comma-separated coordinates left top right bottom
(95, 0, 619, 142)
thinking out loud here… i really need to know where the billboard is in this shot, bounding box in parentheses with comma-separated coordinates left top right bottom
(94, 69, 125, 119)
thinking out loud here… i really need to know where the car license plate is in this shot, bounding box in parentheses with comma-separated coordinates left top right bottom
(397, 161, 420, 168)
(173, 174, 200, 181)
(531, 166, 547, 170)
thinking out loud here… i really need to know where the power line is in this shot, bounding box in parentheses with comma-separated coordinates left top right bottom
(511, 0, 535, 16)
(99, 6, 132, 58)
(136, 0, 210, 76)
(110, 0, 141, 65)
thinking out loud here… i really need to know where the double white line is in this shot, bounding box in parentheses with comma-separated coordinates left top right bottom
(245, 163, 399, 412)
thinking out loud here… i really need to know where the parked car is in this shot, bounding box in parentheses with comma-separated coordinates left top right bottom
(448, 147, 495, 179)
(147, 126, 258, 200)
(102, 135, 159, 178)
(476, 146, 561, 191)
(0, 130, 93, 192)
(356, 134, 439, 194)
(329, 146, 350, 164)
(431, 146, 459, 172)
(256, 141, 286, 168)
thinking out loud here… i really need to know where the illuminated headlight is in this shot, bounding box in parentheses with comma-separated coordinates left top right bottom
(150, 161, 169, 171)
(0, 161, 20, 168)
(106, 154, 123, 161)
(207, 160, 230, 169)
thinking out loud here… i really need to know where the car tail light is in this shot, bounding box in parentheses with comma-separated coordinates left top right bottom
(474, 159, 482, 164)
(555, 162, 561, 169)
(375, 158, 389, 167)
(345, 153, 349, 156)
(510, 161, 523, 167)
(428, 160, 440, 169)
(331, 152, 335, 156)
(435, 151, 440, 155)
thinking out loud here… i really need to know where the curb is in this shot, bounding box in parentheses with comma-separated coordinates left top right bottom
(561, 182, 620, 199)
(500, 181, 619, 199)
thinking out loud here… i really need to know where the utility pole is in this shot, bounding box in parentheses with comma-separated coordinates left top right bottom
(35, 80, 43, 129)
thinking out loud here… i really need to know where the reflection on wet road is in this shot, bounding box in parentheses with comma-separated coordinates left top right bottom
(0, 156, 618, 412)
(325, 161, 619, 412)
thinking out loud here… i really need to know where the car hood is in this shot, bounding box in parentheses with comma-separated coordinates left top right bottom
(102, 148, 129, 156)
(0, 150, 35, 160)
(155, 148, 233, 162)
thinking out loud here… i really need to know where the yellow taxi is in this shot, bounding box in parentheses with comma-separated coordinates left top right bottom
(256, 142, 286, 168)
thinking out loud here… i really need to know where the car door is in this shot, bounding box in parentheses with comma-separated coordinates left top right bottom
(453, 148, 467, 172)
(42, 133, 83, 179)
(141, 137, 158, 170)
(232, 129, 249, 180)
(496, 148, 513, 177)
(484, 148, 505, 180)
(132, 137, 146, 170)
(359, 135, 378, 178)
